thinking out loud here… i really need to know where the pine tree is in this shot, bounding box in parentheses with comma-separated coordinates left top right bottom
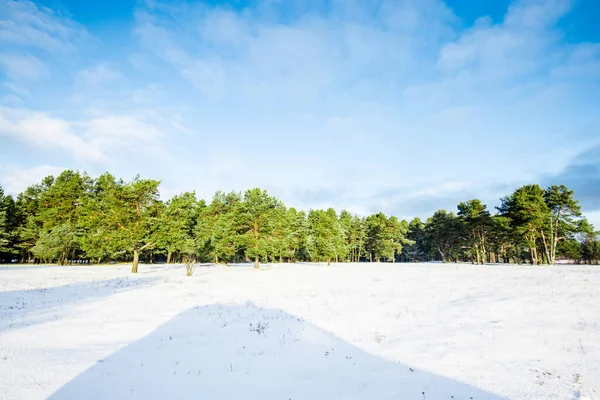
(387, 216, 411, 262)
(15, 177, 54, 262)
(156, 192, 203, 263)
(457, 199, 492, 264)
(288, 208, 309, 262)
(488, 215, 521, 264)
(0, 186, 11, 258)
(364, 213, 408, 262)
(35, 170, 90, 264)
(3, 167, 597, 268)
(78, 173, 123, 264)
(424, 210, 461, 263)
(79, 174, 160, 272)
(196, 191, 242, 264)
(348, 216, 366, 262)
(498, 185, 550, 265)
(238, 188, 285, 268)
(307, 209, 344, 265)
(403, 217, 426, 262)
(544, 185, 582, 265)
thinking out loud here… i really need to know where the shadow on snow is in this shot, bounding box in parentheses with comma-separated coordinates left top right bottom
(49, 303, 504, 400)
(0, 277, 158, 332)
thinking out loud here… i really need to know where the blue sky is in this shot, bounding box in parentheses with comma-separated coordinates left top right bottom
(1, 0, 599, 225)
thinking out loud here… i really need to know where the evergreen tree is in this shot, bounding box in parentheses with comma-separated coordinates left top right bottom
(488, 215, 522, 264)
(328, 208, 348, 263)
(457, 199, 492, 264)
(156, 192, 203, 263)
(15, 176, 54, 262)
(365, 213, 387, 262)
(288, 208, 309, 262)
(80, 174, 160, 273)
(557, 239, 582, 262)
(403, 217, 426, 262)
(270, 206, 292, 263)
(578, 219, 599, 265)
(31, 224, 75, 264)
(424, 210, 461, 263)
(387, 216, 411, 262)
(196, 191, 242, 264)
(338, 210, 353, 262)
(0, 186, 11, 258)
(238, 188, 285, 268)
(365, 213, 410, 262)
(307, 209, 344, 265)
(544, 185, 582, 265)
(582, 239, 600, 264)
(78, 173, 124, 264)
(2, 167, 597, 268)
(35, 170, 90, 264)
(348, 215, 367, 262)
(498, 185, 550, 265)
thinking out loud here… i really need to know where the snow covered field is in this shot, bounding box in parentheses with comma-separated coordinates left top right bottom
(0, 263, 598, 400)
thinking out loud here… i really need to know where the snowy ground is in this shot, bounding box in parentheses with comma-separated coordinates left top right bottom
(0, 263, 598, 400)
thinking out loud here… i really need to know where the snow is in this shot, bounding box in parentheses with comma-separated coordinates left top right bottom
(0, 263, 598, 400)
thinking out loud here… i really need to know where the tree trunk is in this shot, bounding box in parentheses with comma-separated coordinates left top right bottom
(551, 235, 558, 265)
(480, 230, 486, 265)
(327, 259, 331, 266)
(530, 246, 538, 265)
(540, 230, 551, 265)
(132, 249, 139, 273)
(254, 257, 259, 269)
(167, 250, 172, 264)
(253, 218, 259, 267)
(438, 248, 446, 263)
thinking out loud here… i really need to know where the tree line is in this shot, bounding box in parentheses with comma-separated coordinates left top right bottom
(0, 170, 598, 272)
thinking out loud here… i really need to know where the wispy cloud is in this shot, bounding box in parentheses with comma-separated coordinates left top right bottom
(75, 63, 125, 88)
(0, 0, 90, 53)
(0, 108, 107, 162)
(0, 163, 66, 195)
(0, 107, 163, 164)
(0, 53, 46, 81)
(133, 0, 456, 102)
(0, 0, 598, 218)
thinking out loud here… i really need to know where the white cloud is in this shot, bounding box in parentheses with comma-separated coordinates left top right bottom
(0, 108, 106, 162)
(75, 63, 124, 88)
(133, 0, 456, 102)
(504, 0, 570, 28)
(0, 0, 598, 219)
(0, 93, 23, 106)
(0, 0, 89, 53)
(2, 81, 29, 97)
(411, 181, 472, 198)
(0, 107, 163, 164)
(82, 114, 162, 150)
(437, 0, 574, 81)
(121, 0, 600, 216)
(0, 164, 66, 195)
(0, 53, 46, 81)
